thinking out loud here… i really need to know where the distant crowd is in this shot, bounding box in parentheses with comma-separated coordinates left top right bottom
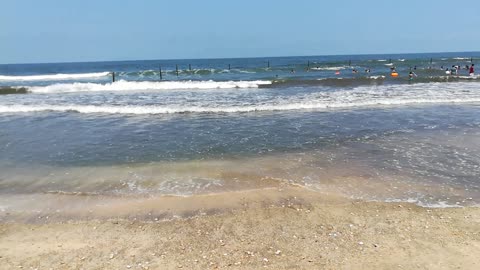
(346, 63, 475, 80)
(440, 64, 475, 76)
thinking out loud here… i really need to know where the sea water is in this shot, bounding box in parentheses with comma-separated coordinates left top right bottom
(0, 52, 479, 209)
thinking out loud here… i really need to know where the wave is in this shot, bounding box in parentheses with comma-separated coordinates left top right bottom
(236, 69, 256, 74)
(268, 77, 386, 88)
(27, 80, 273, 93)
(119, 68, 260, 77)
(1, 98, 479, 115)
(368, 76, 386, 80)
(3, 81, 480, 115)
(0, 72, 110, 81)
(309, 66, 346, 71)
(11, 75, 480, 94)
(6, 74, 480, 95)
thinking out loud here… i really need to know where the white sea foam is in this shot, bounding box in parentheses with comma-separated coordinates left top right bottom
(236, 69, 256, 74)
(453, 57, 469, 60)
(457, 75, 480, 79)
(1, 98, 478, 115)
(377, 59, 387, 62)
(317, 78, 343, 80)
(369, 76, 386, 79)
(27, 80, 272, 93)
(310, 66, 346, 71)
(384, 63, 394, 66)
(316, 75, 385, 81)
(2, 89, 480, 115)
(0, 72, 110, 81)
(3, 81, 480, 115)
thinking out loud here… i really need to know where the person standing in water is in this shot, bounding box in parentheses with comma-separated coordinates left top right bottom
(470, 64, 475, 76)
(451, 65, 457, 75)
(408, 71, 417, 81)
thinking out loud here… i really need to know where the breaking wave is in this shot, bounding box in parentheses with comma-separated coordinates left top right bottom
(0, 72, 110, 81)
(2, 81, 480, 115)
(1, 98, 478, 115)
(309, 66, 347, 71)
(27, 80, 273, 93)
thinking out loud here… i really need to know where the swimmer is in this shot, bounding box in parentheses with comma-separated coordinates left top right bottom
(408, 71, 417, 81)
(451, 65, 457, 75)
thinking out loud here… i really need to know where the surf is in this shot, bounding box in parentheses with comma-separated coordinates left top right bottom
(0, 72, 111, 81)
(2, 81, 480, 115)
(25, 80, 273, 93)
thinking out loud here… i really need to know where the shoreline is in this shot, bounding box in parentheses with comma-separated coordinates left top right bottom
(1, 187, 479, 269)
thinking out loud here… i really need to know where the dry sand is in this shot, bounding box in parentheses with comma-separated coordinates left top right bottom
(0, 187, 479, 270)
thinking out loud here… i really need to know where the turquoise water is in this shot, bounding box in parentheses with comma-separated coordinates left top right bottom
(0, 52, 479, 207)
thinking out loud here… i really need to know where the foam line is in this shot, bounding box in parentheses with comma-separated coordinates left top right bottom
(27, 80, 272, 93)
(0, 72, 110, 81)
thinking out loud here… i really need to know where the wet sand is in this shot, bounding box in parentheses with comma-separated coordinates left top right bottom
(1, 187, 479, 270)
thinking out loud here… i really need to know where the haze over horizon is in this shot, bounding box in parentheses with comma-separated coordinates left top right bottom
(2, 0, 480, 64)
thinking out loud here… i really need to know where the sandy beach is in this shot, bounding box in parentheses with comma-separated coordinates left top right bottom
(1, 187, 479, 270)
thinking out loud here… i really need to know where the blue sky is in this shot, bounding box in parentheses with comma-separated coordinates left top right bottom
(1, 0, 480, 64)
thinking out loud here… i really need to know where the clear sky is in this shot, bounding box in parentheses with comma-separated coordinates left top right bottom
(1, 0, 479, 64)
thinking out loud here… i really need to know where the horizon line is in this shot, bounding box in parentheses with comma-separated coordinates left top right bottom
(1, 50, 479, 66)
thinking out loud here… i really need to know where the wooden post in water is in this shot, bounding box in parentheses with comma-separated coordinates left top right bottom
(430, 58, 433, 64)
(348, 60, 351, 66)
(228, 64, 231, 70)
(189, 64, 192, 71)
(267, 61, 270, 68)
(112, 72, 115, 82)
(307, 61, 310, 68)
(176, 65, 179, 77)
(159, 66, 163, 80)
(389, 58, 392, 63)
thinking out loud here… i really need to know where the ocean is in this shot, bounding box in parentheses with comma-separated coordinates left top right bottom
(0, 52, 479, 212)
